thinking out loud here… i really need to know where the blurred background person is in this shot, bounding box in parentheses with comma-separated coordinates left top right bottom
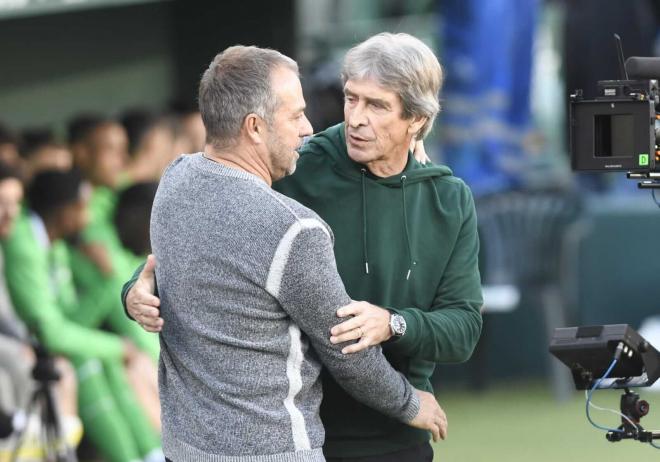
(18, 128, 73, 182)
(68, 114, 163, 436)
(0, 162, 82, 459)
(114, 181, 161, 431)
(120, 108, 178, 184)
(68, 116, 159, 358)
(2, 169, 163, 462)
(0, 162, 29, 411)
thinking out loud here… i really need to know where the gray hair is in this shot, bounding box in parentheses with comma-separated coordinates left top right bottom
(341, 33, 443, 139)
(198, 46, 298, 149)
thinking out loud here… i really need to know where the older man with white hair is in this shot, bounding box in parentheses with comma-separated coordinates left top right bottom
(125, 33, 482, 461)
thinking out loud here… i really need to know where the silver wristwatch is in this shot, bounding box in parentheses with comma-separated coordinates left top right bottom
(389, 313, 407, 337)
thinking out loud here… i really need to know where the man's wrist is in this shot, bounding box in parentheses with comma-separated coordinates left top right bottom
(389, 312, 407, 337)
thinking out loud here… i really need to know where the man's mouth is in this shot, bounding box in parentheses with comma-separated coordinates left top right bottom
(348, 133, 371, 144)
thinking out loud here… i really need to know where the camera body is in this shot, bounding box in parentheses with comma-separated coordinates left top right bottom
(570, 78, 659, 173)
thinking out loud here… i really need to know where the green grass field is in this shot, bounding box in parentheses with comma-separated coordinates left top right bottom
(430, 382, 660, 461)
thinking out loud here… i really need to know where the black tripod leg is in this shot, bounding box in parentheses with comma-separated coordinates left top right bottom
(9, 384, 78, 462)
(42, 385, 77, 462)
(9, 387, 40, 462)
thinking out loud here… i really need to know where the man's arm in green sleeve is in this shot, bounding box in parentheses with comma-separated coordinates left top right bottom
(388, 185, 484, 363)
(120, 260, 160, 321)
(3, 236, 124, 361)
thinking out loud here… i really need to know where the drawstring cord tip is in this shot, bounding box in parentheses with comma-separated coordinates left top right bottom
(406, 268, 411, 280)
(365, 262, 370, 274)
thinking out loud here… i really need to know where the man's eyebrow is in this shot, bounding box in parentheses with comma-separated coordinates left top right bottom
(364, 96, 390, 109)
(343, 89, 390, 108)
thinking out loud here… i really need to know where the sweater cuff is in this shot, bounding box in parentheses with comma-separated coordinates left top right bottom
(401, 387, 420, 423)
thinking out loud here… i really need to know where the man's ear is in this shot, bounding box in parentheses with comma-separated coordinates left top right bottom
(407, 115, 428, 138)
(244, 113, 265, 145)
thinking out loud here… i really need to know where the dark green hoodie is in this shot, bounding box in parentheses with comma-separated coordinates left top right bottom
(274, 123, 483, 457)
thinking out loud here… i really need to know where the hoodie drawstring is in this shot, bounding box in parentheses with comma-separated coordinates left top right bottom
(361, 169, 369, 274)
(401, 175, 416, 280)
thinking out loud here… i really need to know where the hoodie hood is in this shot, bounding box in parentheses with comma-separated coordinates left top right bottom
(308, 123, 453, 186)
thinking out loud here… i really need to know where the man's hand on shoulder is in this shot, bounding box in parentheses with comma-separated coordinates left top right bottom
(127, 254, 164, 332)
(330, 301, 392, 354)
(409, 390, 447, 442)
(411, 139, 430, 165)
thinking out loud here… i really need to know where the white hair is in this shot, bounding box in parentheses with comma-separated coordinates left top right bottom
(342, 33, 443, 139)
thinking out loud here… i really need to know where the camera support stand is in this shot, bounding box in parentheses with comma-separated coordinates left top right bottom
(606, 388, 660, 443)
(10, 346, 77, 462)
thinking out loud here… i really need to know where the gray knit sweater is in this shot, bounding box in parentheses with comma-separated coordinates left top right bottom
(151, 154, 420, 462)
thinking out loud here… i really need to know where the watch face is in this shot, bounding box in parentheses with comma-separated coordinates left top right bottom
(392, 315, 406, 336)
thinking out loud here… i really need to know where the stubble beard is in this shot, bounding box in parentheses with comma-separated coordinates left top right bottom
(268, 136, 298, 180)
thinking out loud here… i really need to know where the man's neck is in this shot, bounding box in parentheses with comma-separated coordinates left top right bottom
(204, 144, 273, 186)
(363, 146, 409, 178)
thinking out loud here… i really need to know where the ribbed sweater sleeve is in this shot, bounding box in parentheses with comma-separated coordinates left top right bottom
(267, 219, 420, 424)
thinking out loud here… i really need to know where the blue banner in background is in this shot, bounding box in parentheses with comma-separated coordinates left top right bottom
(440, 0, 539, 195)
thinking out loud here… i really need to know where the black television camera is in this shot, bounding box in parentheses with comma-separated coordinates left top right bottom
(569, 35, 660, 188)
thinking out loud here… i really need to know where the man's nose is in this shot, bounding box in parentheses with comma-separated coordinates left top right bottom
(300, 114, 313, 137)
(348, 103, 367, 127)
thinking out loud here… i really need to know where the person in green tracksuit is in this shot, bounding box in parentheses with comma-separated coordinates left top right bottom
(123, 33, 483, 461)
(2, 170, 163, 462)
(69, 117, 159, 361)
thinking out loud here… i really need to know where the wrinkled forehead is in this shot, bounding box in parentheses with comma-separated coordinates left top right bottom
(344, 78, 402, 104)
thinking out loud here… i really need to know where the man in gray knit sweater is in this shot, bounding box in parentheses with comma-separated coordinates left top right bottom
(150, 47, 445, 462)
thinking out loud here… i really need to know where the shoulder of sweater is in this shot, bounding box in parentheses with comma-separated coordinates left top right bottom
(262, 187, 327, 227)
(262, 188, 333, 243)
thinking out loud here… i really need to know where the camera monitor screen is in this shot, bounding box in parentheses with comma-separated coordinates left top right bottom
(594, 114, 634, 158)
